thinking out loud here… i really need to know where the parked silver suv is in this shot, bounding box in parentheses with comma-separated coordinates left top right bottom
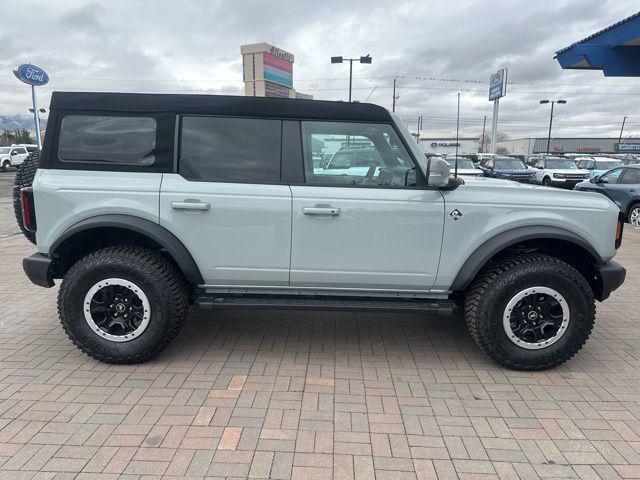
(19, 92, 626, 370)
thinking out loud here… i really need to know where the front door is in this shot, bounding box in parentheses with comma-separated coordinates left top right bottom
(160, 116, 291, 286)
(290, 121, 445, 292)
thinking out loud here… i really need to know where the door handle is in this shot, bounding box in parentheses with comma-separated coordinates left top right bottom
(302, 206, 340, 216)
(171, 201, 210, 211)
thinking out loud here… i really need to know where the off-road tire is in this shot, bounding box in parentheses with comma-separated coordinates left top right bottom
(465, 253, 595, 371)
(12, 151, 40, 244)
(58, 246, 189, 364)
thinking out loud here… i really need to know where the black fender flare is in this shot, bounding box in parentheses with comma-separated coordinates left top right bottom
(50, 214, 204, 285)
(450, 225, 603, 291)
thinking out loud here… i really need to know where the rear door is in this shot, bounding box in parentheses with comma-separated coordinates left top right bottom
(289, 120, 445, 291)
(159, 116, 292, 286)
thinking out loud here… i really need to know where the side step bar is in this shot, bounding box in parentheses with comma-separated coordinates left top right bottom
(194, 295, 457, 315)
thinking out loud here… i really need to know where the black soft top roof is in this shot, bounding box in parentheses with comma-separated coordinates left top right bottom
(50, 91, 392, 122)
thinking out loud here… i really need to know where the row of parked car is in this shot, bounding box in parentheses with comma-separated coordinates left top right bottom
(433, 153, 640, 227)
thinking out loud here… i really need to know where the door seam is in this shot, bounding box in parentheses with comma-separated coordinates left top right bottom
(288, 185, 293, 286)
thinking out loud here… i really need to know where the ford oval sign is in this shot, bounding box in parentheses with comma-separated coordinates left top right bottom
(13, 64, 49, 86)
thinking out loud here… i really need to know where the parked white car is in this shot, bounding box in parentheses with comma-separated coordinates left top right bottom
(0, 144, 37, 171)
(445, 157, 483, 176)
(530, 156, 590, 188)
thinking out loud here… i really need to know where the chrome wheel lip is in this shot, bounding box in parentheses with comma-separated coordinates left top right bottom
(503, 286, 570, 350)
(83, 278, 150, 343)
(630, 207, 640, 229)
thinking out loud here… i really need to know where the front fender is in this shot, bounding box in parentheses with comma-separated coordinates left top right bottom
(448, 225, 602, 291)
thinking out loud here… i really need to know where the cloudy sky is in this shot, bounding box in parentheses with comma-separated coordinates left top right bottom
(1, 0, 639, 139)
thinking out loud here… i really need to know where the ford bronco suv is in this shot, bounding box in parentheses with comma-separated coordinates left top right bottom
(19, 92, 626, 370)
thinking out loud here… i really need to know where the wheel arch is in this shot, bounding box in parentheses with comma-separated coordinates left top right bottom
(450, 226, 603, 292)
(626, 199, 640, 219)
(50, 214, 204, 285)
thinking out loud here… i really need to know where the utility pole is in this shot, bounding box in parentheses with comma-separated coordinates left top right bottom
(392, 78, 397, 112)
(619, 116, 628, 144)
(480, 115, 487, 153)
(416, 116, 423, 143)
(540, 99, 567, 154)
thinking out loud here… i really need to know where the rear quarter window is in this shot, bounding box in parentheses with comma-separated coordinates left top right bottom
(58, 115, 157, 165)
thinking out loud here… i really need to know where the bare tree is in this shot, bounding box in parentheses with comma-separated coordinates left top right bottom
(478, 131, 508, 152)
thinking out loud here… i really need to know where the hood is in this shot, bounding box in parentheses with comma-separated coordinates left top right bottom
(454, 168, 483, 175)
(548, 169, 589, 175)
(492, 168, 534, 175)
(463, 175, 613, 204)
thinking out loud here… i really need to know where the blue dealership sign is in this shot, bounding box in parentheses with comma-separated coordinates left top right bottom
(13, 64, 49, 86)
(488, 68, 507, 101)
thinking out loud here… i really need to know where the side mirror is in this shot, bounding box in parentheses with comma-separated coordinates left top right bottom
(11, 151, 17, 156)
(426, 157, 451, 188)
(590, 176, 599, 183)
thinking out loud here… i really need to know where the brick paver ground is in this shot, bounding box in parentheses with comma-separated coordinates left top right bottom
(1, 228, 639, 480)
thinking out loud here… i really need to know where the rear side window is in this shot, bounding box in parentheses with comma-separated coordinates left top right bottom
(58, 115, 157, 165)
(179, 116, 281, 183)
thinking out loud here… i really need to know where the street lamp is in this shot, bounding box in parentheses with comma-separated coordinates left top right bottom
(330, 54, 372, 102)
(539, 99, 566, 154)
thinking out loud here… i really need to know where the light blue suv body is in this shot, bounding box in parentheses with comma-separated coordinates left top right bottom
(20, 92, 626, 369)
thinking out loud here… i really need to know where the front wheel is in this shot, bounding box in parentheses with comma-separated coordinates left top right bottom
(465, 253, 595, 370)
(542, 177, 553, 187)
(2, 161, 10, 172)
(58, 246, 189, 363)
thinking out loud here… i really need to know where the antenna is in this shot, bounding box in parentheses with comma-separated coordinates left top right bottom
(455, 92, 460, 178)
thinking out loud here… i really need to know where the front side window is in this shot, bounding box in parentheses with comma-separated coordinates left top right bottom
(596, 160, 622, 171)
(13, 147, 27, 155)
(302, 121, 416, 187)
(599, 168, 622, 184)
(59, 115, 157, 165)
(179, 116, 281, 183)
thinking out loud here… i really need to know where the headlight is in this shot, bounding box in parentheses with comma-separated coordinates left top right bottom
(553, 173, 563, 179)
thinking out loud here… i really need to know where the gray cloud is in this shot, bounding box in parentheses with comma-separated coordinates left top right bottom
(0, 0, 639, 138)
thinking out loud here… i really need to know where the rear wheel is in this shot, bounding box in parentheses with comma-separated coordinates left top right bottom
(629, 204, 640, 228)
(465, 253, 595, 370)
(58, 246, 189, 364)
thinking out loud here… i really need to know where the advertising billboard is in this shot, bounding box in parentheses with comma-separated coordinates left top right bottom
(489, 68, 508, 101)
(263, 52, 293, 88)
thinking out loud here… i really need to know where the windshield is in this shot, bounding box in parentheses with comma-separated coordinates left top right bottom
(596, 160, 622, 170)
(545, 159, 577, 169)
(494, 158, 526, 169)
(0, 148, 9, 154)
(448, 158, 475, 169)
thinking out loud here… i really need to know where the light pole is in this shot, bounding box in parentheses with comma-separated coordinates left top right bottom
(29, 108, 46, 138)
(331, 55, 372, 102)
(539, 99, 566, 154)
(619, 116, 628, 144)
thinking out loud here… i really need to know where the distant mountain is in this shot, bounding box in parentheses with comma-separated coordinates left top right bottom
(0, 114, 48, 132)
